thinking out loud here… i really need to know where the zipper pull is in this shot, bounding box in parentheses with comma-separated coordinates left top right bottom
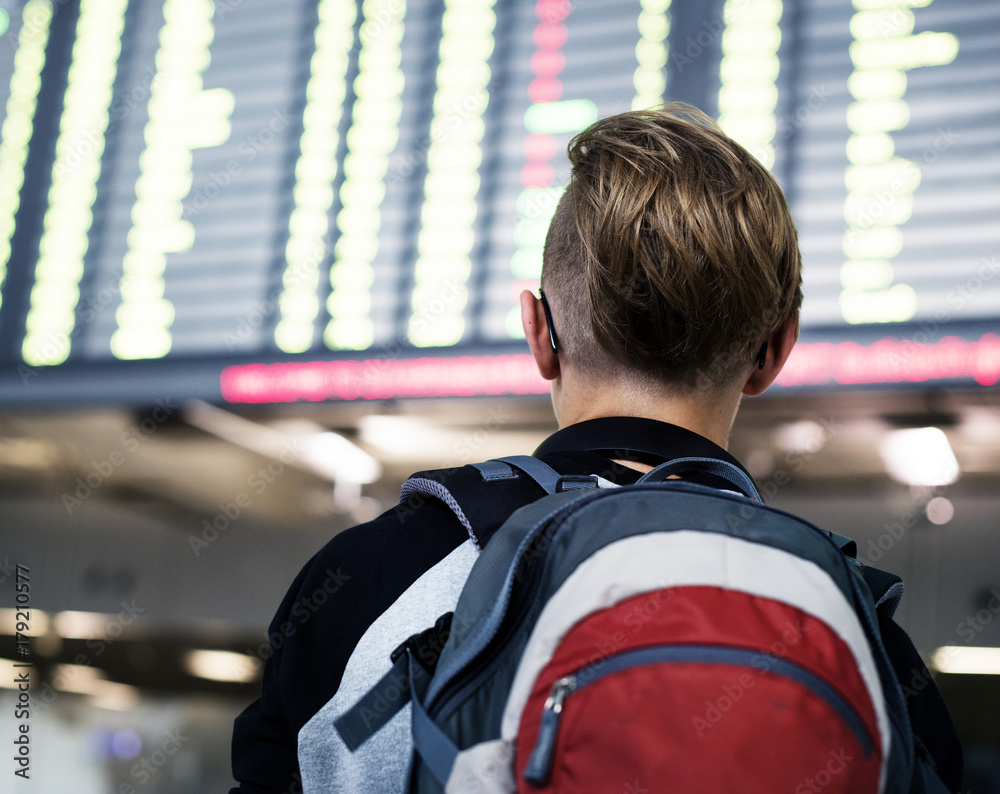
(523, 676, 577, 787)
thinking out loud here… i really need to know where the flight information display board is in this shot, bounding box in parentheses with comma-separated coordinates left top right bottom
(0, 0, 997, 405)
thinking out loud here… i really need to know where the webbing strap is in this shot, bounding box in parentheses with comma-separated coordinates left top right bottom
(469, 459, 517, 482)
(637, 456, 762, 501)
(829, 531, 858, 557)
(333, 654, 411, 752)
(486, 455, 563, 494)
(409, 651, 460, 786)
(473, 457, 600, 496)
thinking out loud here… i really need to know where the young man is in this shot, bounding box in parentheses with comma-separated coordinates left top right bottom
(229, 104, 962, 793)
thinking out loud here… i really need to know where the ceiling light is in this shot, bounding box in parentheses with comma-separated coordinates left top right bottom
(925, 496, 954, 525)
(775, 420, 830, 455)
(301, 431, 381, 484)
(359, 415, 440, 457)
(930, 646, 1000, 675)
(182, 649, 262, 683)
(44, 664, 140, 709)
(52, 610, 111, 640)
(185, 400, 381, 485)
(878, 426, 959, 486)
(0, 438, 58, 469)
(0, 608, 50, 636)
(50, 663, 107, 694)
(91, 682, 141, 711)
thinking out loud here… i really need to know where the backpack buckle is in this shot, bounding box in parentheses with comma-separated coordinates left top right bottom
(390, 612, 454, 667)
(555, 475, 599, 492)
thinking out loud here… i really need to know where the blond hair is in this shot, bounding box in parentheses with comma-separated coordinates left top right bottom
(542, 103, 802, 391)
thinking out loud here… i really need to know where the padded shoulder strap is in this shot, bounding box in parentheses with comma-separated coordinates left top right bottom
(400, 477, 479, 547)
(861, 565, 906, 620)
(399, 457, 586, 554)
(830, 532, 858, 558)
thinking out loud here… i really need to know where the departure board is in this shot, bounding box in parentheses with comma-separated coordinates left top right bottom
(0, 0, 48, 322)
(0, 0, 997, 405)
(786, 0, 999, 327)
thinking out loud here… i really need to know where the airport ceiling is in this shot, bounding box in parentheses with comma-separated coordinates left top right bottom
(1, 386, 999, 534)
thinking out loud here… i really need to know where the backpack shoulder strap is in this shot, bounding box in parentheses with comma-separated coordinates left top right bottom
(830, 531, 858, 558)
(334, 613, 454, 752)
(471, 455, 603, 494)
(637, 456, 762, 500)
(860, 564, 906, 620)
(399, 456, 591, 550)
(824, 533, 904, 618)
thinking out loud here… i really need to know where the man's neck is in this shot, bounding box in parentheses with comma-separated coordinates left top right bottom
(552, 370, 743, 451)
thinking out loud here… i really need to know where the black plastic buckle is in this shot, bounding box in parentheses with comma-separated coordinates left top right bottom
(555, 475, 599, 493)
(390, 611, 454, 667)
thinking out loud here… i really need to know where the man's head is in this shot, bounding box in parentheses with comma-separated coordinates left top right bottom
(537, 103, 802, 397)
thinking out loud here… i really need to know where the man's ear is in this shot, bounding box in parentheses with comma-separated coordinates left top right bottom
(520, 289, 560, 381)
(741, 316, 799, 397)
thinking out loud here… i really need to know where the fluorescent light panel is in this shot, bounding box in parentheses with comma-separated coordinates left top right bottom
(931, 646, 1000, 675)
(182, 649, 261, 683)
(879, 426, 959, 487)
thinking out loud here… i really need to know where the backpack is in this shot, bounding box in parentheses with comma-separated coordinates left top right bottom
(335, 455, 951, 794)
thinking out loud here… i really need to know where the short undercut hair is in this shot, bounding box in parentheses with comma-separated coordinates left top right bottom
(541, 103, 802, 392)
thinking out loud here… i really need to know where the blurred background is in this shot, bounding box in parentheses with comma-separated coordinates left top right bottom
(0, 0, 998, 790)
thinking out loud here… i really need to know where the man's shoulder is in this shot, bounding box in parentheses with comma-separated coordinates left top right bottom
(309, 463, 521, 561)
(286, 460, 541, 633)
(278, 453, 620, 676)
(300, 465, 476, 596)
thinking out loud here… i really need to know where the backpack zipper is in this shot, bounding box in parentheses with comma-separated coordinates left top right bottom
(522, 643, 875, 787)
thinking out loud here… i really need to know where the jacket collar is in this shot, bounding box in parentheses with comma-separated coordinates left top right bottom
(533, 416, 750, 476)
